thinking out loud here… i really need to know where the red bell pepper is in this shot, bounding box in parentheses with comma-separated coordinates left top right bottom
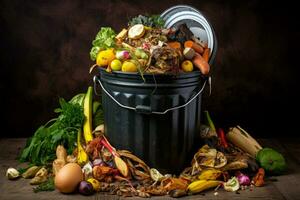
(217, 128, 228, 148)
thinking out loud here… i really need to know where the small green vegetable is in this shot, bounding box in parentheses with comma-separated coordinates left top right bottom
(256, 148, 287, 175)
(33, 177, 55, 193)
(90, 27, 116, 61)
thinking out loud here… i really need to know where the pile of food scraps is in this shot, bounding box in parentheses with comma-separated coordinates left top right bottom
(89, 14, 211, 75)
(6, 89, 287, 197)
(5, 14, 287, 198)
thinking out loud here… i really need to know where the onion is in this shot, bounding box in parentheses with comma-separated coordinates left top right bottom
(78, 181, 94, 195)
(116, 50, 130, 60)
(6, 168, 20, 180)
(236, 172, 251, 186)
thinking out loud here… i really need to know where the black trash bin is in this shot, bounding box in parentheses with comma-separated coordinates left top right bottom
(93, 5, 217, 174)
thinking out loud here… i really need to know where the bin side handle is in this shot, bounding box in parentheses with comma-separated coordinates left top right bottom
(93, 75, 208, 115)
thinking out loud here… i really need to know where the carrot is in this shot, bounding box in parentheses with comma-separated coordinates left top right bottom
(192, 52, 210, 75)
(184, 40, 204, 54)
(202, 48, 211, 62)
(167, 41, 181, 50)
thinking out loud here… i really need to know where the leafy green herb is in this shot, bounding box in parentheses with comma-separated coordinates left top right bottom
(90, 27, 116, 61)
(19, 94, 85, 165)
(33, 177, 55, 193)
(128, 15, 165, 28)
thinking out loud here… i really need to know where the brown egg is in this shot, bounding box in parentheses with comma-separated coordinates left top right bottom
(55, 163, 83, 193)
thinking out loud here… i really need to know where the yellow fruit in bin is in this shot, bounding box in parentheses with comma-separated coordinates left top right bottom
(122, 60, 138, 72)
(128, 24, 145, 39)
(181, 60, 194, 72)
(87, 178, 101, 192)
(96, 49, 115, 67)
(110, 59, 122, 71)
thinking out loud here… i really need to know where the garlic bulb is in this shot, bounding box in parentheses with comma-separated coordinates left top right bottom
(6, 168, 20, 180)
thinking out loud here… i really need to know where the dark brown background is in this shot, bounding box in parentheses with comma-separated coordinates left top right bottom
(0, 0, 299, 138)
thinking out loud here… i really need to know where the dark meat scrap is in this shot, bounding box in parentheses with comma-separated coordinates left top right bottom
(150, 47, 180, 72)
(168, 23, 194, 44)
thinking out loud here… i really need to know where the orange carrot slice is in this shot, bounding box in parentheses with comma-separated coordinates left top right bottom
(167, 41, 181, 50)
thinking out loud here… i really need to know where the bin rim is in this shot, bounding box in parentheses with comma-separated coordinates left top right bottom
(98, 67, 207, 80)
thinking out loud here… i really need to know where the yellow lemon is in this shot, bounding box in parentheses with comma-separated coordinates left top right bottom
(110, 59, 122, 71)
(122, 61, 137, 72)
(181, 60, 194, 72)
(96, 49, 115, 67)
(128, 24, 145, 39)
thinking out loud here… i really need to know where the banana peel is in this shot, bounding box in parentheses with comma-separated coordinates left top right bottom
(83, 86, 93, 143)
(77, 129, 89, 166)
(192, 145, 227, 169)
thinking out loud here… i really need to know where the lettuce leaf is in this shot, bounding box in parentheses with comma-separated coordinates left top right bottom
(90, 27, 116, 61)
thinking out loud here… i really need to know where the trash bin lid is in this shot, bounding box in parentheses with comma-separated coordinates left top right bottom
(161, 5, 217, 65)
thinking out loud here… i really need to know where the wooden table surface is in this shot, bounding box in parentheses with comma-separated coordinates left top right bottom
(0, 138, 299, 200)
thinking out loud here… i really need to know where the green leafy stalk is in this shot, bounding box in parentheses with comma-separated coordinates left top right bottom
(204, 111, 216, 132)
(19, 94, 85, 165)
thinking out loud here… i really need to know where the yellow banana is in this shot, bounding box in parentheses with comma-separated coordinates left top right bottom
(198, 168, 222, 180)
(77, 129, 89, 166)
(188, 180, 221, 194)
(83, 86, 93, 143)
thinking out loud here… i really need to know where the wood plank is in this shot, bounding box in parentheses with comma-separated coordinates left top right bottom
(0, 138, 299, 199)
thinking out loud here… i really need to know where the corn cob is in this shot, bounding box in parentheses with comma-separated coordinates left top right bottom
(188, 180, 221, 194)
(198, 168, 222, 180)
